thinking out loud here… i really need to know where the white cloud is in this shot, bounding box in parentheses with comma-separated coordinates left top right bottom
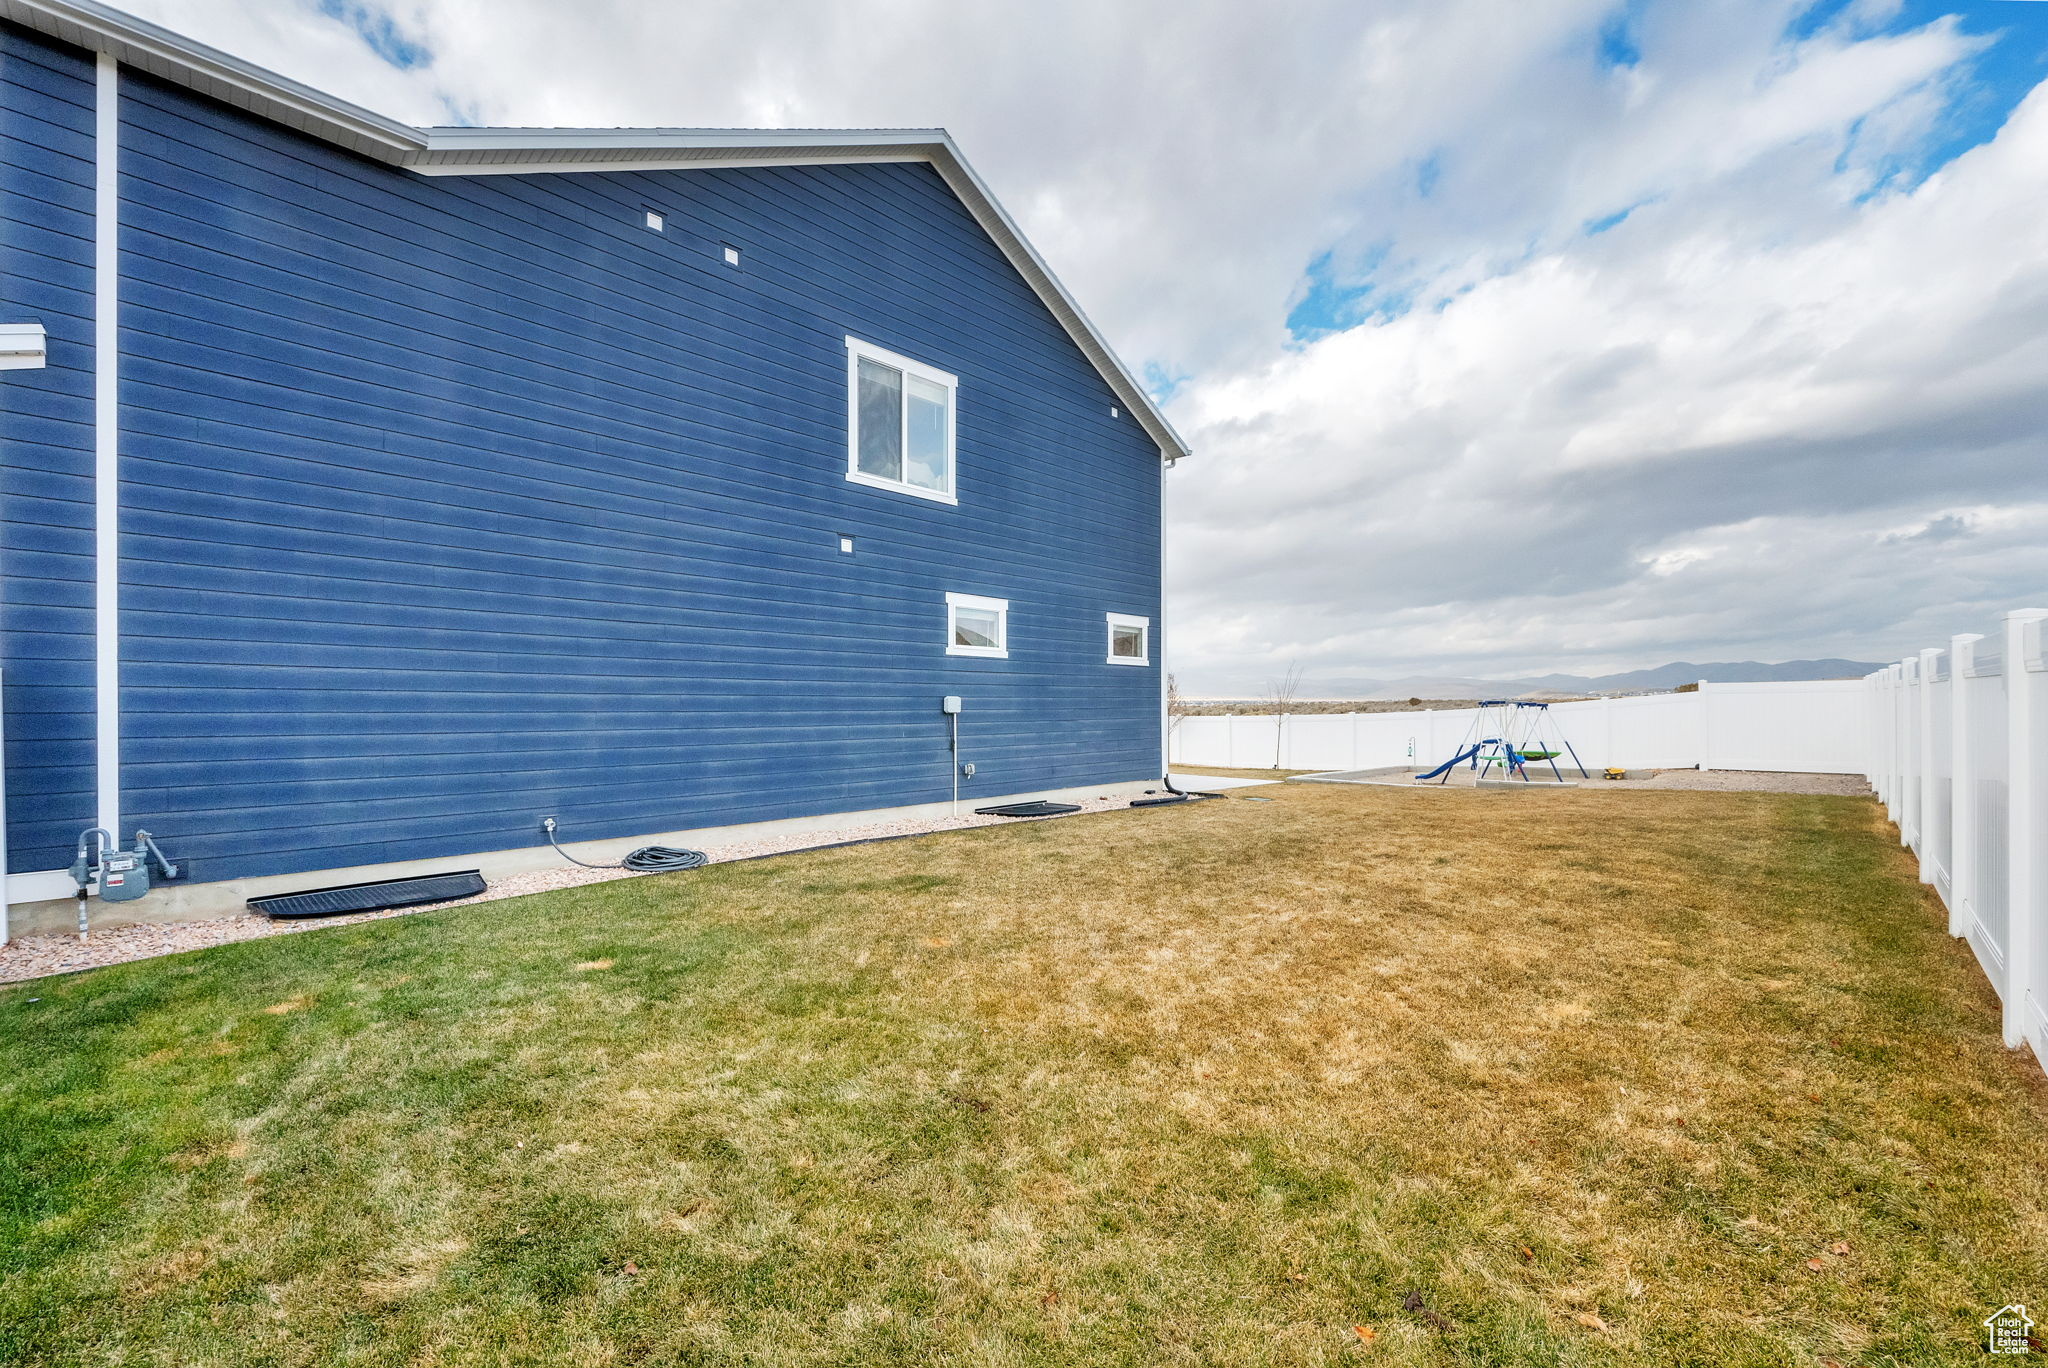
(1169, 9, 2048, 690)
(117, 0, 2048, 692)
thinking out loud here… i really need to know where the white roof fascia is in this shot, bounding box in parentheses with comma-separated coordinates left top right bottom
(0, 0, 425, 160)
(405, 128, 951, 179)
(919, 137, 1190, 462)
(1, 0, 1188, 460)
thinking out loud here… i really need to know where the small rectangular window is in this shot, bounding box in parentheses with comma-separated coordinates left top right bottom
(846, 337, 957, 504)
(1107, 613, 1149, 665)
(723, 244, 741, 266)
(947, 592, 1008, 658)
(644, 210, 664, 231)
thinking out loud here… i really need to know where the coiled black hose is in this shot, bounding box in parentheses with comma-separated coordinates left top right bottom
(543, 819, 706, 873)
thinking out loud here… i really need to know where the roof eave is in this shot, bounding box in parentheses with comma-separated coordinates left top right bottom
(0, 0, 1190, 461)
(0, 0, 425, 160)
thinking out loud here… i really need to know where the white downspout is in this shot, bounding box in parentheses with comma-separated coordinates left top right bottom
(95, 52, 121, 840)
(1159, 451, 1172, 778)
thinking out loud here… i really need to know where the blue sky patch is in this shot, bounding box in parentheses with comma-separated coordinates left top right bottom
(1795, 0, 2048, 188)
(1286, 246, 1407, 343)
(1597, 6, 1644, 68)
(316, 0, 432, 70)
(1583, 207, 1632, 235)
(1142, 361, 1190, 405)
(1414, 152, 1443, 198)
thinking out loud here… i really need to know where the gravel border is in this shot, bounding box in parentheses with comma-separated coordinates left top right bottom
(0, 792, 1160, 986)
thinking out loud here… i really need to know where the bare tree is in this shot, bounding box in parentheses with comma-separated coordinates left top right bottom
(1265, 661, 1307, 769)
(1166, 672, 1189, 741)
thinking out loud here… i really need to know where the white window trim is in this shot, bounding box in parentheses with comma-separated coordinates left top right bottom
(1106, 612, 1150, 666)
(846, 335, 958, 505)
(947, 591, 1008, 658)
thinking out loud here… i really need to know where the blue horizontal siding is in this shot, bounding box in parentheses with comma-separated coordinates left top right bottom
(50, 61, 1163, 883)
(1, 21, 97, 872)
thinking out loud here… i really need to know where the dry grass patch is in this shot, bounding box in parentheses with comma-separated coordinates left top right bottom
(2, 783, 2043, 1366)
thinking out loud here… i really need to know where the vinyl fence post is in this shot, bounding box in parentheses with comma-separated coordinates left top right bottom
(1881, 666, 1898, 818)
(1891, 661, 1907, 826)
(1877, 669, 1892, 801)
(1892, 659, 1908, 843)
(1696, 680, 1711, 769)
(2003, 610, 2048, 1049)
(1892, 659, 1908, 827)
(1918, 647, 1942, 885)
(1949, 635, 1981, 939)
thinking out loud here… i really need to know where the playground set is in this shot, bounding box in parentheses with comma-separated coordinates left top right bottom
(1414, 701, 1590, 786)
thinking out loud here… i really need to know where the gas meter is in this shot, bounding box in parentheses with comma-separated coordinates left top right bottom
(69, 828, 181, 939)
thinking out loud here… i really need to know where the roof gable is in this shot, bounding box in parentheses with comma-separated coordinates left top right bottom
(1, 0, 1188, 461)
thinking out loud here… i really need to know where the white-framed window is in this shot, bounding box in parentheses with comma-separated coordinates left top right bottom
(947, 592, 1008, 658)
(846, 336, 957, 504)
(1106, 613, 1150, 665)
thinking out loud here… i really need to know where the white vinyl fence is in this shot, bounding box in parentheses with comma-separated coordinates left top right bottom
(1170, 679, 1869, 777)
(1868, 609, 2048, 1065)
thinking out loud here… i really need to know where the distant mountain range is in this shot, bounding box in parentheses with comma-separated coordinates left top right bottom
(1204, 659, 1882, 703)
(1501, 659, 1882, 694)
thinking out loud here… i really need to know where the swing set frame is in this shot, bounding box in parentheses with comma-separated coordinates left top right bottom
(1412, 701, 1590, 785)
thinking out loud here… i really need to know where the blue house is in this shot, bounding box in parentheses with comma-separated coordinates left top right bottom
(0, 0, 1187, 931)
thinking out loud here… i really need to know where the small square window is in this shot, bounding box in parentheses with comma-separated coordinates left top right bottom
(723, 245, 741, 266)
(846, 337, 957, 504)
(839, 535, 854, 554)
(947, 592, 1008, 658)
(644, 210, 664, 231)
(1106, 613, 1149, 665)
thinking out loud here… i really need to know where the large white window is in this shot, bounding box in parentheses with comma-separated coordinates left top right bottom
(1106, 613, 1149, 665)
(947, 592, 1008, 658)
(847, 337, 956, 503)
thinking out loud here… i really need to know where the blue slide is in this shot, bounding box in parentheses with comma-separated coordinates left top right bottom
(1414, 742, 1485, 782)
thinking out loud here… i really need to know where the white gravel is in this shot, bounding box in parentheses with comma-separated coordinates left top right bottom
(0, 792, 1156, 986)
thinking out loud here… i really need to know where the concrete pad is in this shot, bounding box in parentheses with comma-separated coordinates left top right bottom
(1287, 767, 1418, 786)
(1291, 765, 1587, 789)
(1169, 773, 1280, 789)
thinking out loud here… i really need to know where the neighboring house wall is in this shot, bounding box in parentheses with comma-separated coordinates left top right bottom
(0, 23, 97, 873)
(5, 28, 1163, 888)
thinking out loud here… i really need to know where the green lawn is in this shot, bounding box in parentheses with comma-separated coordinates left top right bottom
(4, 783, 2044, 1366)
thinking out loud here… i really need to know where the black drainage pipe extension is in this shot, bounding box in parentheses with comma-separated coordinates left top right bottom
(1165, 772, 1226, 798)
(1130, 773, 1222, 808)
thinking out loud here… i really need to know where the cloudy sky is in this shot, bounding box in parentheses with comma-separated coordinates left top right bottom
(125, 0, 2048, 693)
